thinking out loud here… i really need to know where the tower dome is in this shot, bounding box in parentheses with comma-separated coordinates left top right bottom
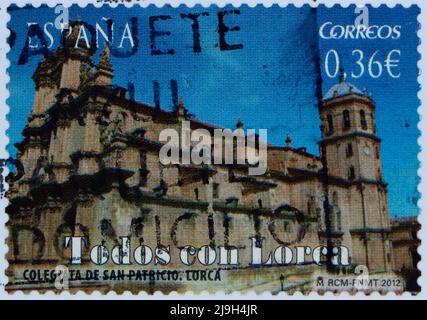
(323, 69, 365, 100)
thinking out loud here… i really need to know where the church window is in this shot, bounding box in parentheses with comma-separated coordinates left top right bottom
(348, 166, 355, 180)
(140, 151, 147, 168)
(212, 183, 219, 199)
(360, 110, 367, 130)
(139, 151, 148, 186)
(343, 110, 351, 129)
(194, 188, 199, 200)
(346, 143, 353, 157)
(258, 199, 263, 208)
(327, 114, 334, 133)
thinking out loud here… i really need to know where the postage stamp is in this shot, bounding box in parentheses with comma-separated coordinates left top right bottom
(0, 0, 424, 297)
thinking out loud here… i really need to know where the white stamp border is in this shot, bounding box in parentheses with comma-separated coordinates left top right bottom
(0, 0, 424, 300)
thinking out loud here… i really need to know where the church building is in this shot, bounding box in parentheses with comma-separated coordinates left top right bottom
(5, 21, 418, 292)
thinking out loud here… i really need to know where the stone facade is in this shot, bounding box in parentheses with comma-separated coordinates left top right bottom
(389, 217, 421, 291)
(390, 217, 420, 271)
(5, 21, 418, 291)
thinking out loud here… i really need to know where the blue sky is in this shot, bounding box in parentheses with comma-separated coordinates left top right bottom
(6, 5, 420, 217)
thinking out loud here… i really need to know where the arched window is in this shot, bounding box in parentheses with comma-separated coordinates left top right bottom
(139, 151, 148, 186)
(343, 110, 351, 129)
(212, 183, 219, 199)
(346, 143, 353, 157)
(327, 114, 334, 133)
(360, 110, 367, 130)
(140, 151, 147, 168)
(348, 166, 355, 180)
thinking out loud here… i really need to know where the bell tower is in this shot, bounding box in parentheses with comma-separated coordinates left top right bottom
(320, 70, 392, 272)
(58, 19, 97, 91)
